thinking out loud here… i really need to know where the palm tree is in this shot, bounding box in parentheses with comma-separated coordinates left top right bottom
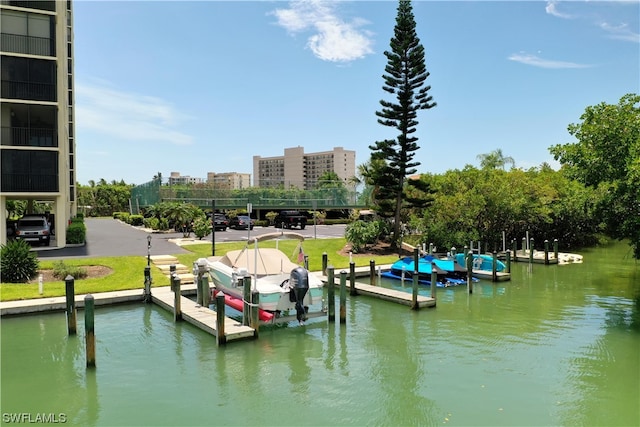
(477, 149, 515, 170)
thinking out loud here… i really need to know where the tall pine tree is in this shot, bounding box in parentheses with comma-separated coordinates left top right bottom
(369, 0, 436, 248)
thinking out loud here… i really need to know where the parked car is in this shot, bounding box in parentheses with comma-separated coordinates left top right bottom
(15, 214, 51, 246)
(229, 215, 255, 230)
(213, 213, 229, 231)
(273, 210, 307, 230)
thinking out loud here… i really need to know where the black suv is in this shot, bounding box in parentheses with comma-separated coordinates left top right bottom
(212, 213, 229, 231)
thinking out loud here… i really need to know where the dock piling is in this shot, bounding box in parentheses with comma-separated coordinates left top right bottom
(243, 275, 251, 326)
(492, 251, 498, 282)
(466, 253, 473, 294)
(430, 263, 437, 300)
(554, 239, 559, 260)
(544, 240, 550, 265)
(339, 270, 347, 324)
(215, 291, 226, 346)
(411, 271, 419, 310)
(65, 275, 76, 335)
(529, 238, 535, 264)
(250, 290, 259, 335)
(369, 260, 376, 286)
(202, 276, 210, 308)
(322, 252, 328, 276)
(143, 266, 152, 303)
(172, 273, 182, 321)
(349, 262, 357, 296)
(506, 250, 511, 273)
(84, 294, 96, 368)
(327, 267, 335, 323)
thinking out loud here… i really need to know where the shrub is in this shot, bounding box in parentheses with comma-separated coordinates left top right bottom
(112, 212, 128, 219)
(0, 239, 39, 283)
(129, 214, 144, 226)
(66, 221, 86, 244)
(345, 220, 380, 253)
(52, 260, 88, 280)
(193, 215, 211, 240)
(143, 217, 160, 230)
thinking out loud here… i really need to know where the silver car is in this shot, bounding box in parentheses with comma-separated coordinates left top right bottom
(15, 215, 51, 246)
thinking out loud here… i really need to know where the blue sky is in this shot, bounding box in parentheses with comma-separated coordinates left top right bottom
(73, 1, 639, 185)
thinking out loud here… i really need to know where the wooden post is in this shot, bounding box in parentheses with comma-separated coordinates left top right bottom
(304, 255, 309, 270)
(339, 270, 347, 324)
(529, 238, 534, 264)
(492, 251, 498, 282)
(322, 252, 328, 276)
(243, 275, 251, 326)
(430, 263, 437, 300)
(172, 273, 182, 321)
(84, 294, 96, 368)
(211, 199, 216, 256)
(463, 245, 469, 257)
(413, 247, 420, 271)
(327, 267, 335, 323)
(554, 238, 559, 261)
(65, 275, 76, 335)
(369, 260, 376, 286)
(349, 262, 357, 296)
(429, 242, 434, 254)
(143, 266, 152, 303)
(250, 290, 260, 335)
(544, 239, 549, 265)
(466, 252, 473, 294)
(506, 250, 511, 273)
(512, 239, 518, 262)
(196, 273, 203, 306)
(215, 291, 226, 346)
(522, 238, 526, 258)
(411, 271, 419, 310)
(202, 276, 210, 308)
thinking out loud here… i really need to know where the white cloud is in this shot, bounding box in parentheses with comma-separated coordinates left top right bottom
(75, 80, 194, 146)
(508, 53, 591, 69)
(599, 22, 640, 43)
(271, 0, 374, 62)
(545, 1, 574, 19)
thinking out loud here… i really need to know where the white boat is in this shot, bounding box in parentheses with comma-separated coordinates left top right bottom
(199, 232, 324, 323)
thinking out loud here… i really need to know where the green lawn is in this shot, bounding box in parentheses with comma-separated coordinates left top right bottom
(0, 238, 401, 302)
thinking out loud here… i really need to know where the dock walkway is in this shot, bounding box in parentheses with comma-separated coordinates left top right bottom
(151, 286, 255, 342)
(315, 264, 436, 308)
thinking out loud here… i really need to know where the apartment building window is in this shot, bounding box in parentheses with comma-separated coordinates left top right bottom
(1, 149, 58, 192)
(1, 55, 56, 101)
(1, 104, 57, 147)
(1, 11, 55, 56)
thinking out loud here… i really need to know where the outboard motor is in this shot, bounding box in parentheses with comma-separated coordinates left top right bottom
(289, 267, 309, 323)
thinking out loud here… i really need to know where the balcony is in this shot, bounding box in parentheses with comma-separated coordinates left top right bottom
(1, 126, 57, 147)
(1, 33, 54, 57)
(0, 1, 56, 11)
(1, 80, 56, 102)
(1, 172, 59, 192)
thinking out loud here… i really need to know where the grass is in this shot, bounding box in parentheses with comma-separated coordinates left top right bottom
(0, 238, 402, 302)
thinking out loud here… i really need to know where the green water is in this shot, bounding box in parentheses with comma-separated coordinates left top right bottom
(2, 242, 639, 426)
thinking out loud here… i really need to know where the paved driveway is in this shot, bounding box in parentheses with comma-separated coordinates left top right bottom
(37, 218, 191, 260)
(36, 218, 346, 260)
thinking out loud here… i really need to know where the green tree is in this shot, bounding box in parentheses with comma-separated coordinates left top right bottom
(369, 0, 436, 248)
(477, 149, 515, 170)
(549, 93, 640, 258)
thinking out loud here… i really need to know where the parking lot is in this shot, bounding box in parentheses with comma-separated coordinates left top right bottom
(35, 218, 346, 260)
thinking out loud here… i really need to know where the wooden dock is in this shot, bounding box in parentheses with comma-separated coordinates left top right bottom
(470, 270, 511, 281)
(151, 286, 255, 342)
(345, 281, 435, 308)
(314, 265, 436, 308)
